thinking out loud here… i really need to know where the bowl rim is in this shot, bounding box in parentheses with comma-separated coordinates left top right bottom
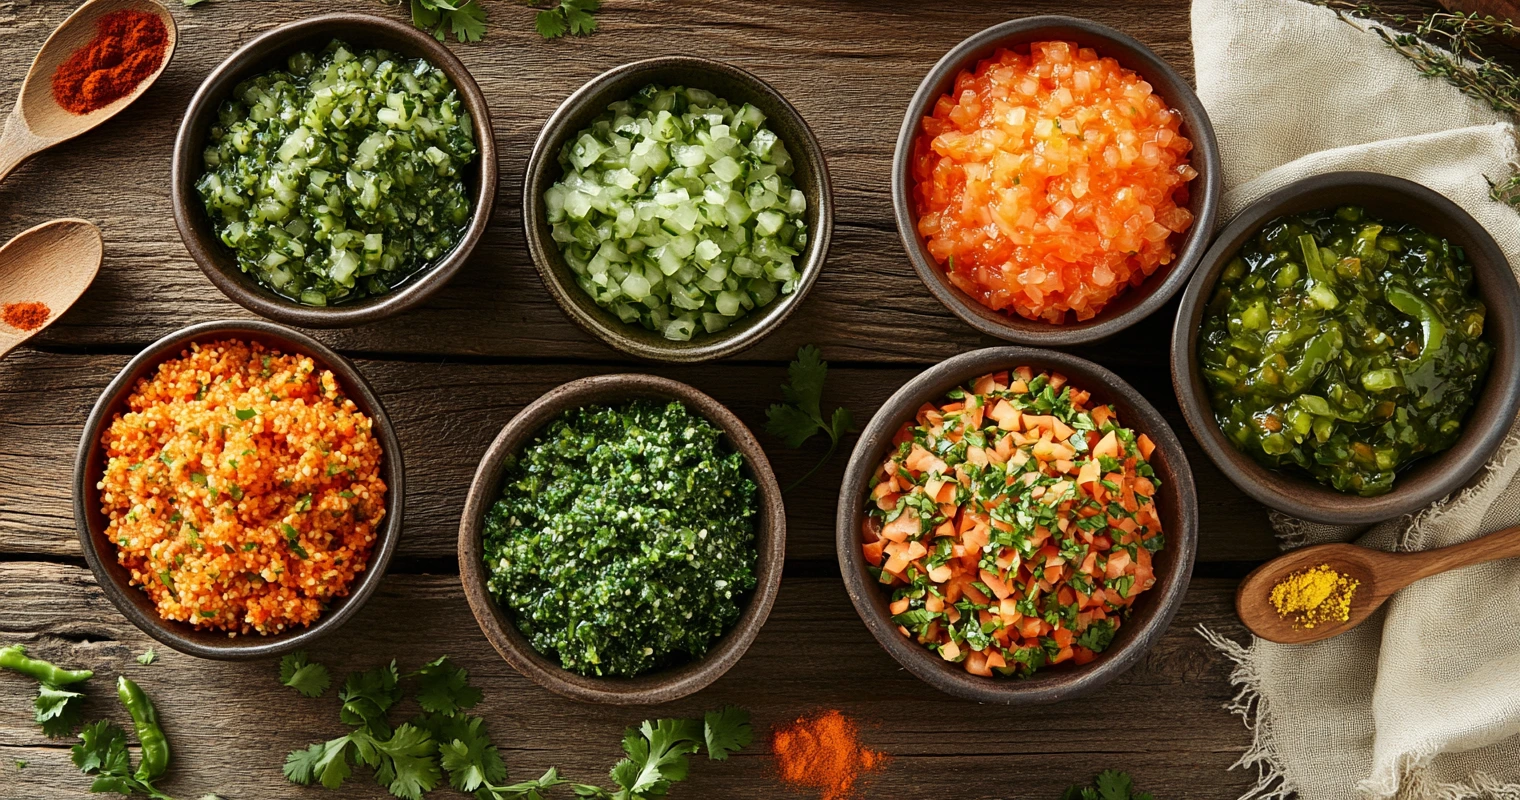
(1171, 170, 1520, 525)
(835, 346, 1198, 704)
(522, 55, 834, 363)
(170, 12, 498, 329)
(71, 319, 405, 660)
(457, 373, 787, 704)
(890, 15, 1222, 346)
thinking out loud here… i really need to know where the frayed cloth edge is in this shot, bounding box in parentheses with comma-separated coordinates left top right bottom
(1198, 625, 1299, 800)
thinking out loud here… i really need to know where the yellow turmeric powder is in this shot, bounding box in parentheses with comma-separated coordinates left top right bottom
(1269, 564, 1359, 629)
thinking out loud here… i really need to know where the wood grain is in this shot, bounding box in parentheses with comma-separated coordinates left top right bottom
(0, 347, 1281, 564)
(0, 562, 1256, 800)
(0, 0, 1192, 362)
(0, 1, 1302, 797)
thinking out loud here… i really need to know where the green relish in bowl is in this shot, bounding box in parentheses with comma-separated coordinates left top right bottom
(481, 400, 758, 678)
(1198, 205, 1491, 496)
(196, 40, 477, 307)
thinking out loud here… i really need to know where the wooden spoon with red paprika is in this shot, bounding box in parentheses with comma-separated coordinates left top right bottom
(0, 219, 103, 359)
(0, 0, 177, 184)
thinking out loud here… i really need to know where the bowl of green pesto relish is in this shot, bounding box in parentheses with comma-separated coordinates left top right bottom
(172, 14, 496, 328)
(1173, 172, 1520, 525)
(457, 374, 785, 705)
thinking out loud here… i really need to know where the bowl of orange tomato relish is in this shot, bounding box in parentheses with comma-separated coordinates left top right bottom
(892, 16, 1221, 346)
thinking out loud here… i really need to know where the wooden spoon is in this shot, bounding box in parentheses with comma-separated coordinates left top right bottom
(1237, 524, 1520, 644)
(0, 0, 177, 184)
(0, 219, 104, 358)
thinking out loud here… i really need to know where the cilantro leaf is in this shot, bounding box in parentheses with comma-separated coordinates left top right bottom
(368, 723, 441, 800)
(410, 0, 488, 43)
(610, 718, 704, 796)
(1064, 770, 1154, 800)
(36, 684, 86, 738)
(136, 648, 157, 666)
(765, 345, 856, 491)
(339, 661, 401, 735)
(280, 650, 332, 698)
(532, 0, 601, 40)
(702, 706, 752, 761)
(1074, 619, 1117, 653)
(412, 656, 483, 715)
(72, 720, 130, 776)
(535, 8, 567, 38)
(284, 736, 354, 790)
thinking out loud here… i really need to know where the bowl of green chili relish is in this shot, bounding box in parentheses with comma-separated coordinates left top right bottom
(1174, 171, 1520, 525)
(836, 347, 1198, 705)
(457, 374, 785, 705)
(524, 57, 833, 363)
(171, 13, 496, 329)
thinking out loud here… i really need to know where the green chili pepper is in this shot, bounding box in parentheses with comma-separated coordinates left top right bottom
(1385, 284, 1447, 369)
(0, 645, 93, 686)
(1282, 326, 1344, 394)
(117, 676, 170, 782)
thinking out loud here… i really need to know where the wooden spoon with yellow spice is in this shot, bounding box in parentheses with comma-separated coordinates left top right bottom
(1236, 524, 1520, 644)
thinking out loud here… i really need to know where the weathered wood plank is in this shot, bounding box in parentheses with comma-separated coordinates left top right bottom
(0, 562, 1254, 799)
(0, 0, 1194, 361)
(0, 347, 1281, 563)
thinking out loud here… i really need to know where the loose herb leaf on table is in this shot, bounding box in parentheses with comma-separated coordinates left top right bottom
(285, 655, 750, 800)
(532, 0, 601, 39)
(0, 643, 93, 739)
(279, 650, 331, 698)
(73, 719, 177, 800)
(766, 345, 856, 492)
(409, 0, 489, 42)
(1062, 770, 1156, 800)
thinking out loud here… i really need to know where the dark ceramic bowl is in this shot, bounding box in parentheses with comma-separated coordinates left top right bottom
(73, 320, 404, 660)
(891, 16, 1222, 346)
(1173, 171, 1520, 526)
(524, 57, 833, 362)
(458, 374, 786, 704)
(171, 13, 497, 328)
(837, 347, 1197, 704)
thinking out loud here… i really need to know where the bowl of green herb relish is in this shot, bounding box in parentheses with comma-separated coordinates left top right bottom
(458, 374, 785, 705)
(524, 57, 832, 363)
(172, 14, 496, 328)
(1174, 172, 1520, 525)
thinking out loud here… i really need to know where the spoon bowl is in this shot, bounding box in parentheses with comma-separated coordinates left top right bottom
(0, 219, 103, 358)
(1236, 524, 1520, 644)
(0, 0, 177, 182)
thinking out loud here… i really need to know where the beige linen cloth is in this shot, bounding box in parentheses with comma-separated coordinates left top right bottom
(1191, 0, 1520, 798)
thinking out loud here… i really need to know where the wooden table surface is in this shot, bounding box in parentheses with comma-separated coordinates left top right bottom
(0, 1, 1294, 798)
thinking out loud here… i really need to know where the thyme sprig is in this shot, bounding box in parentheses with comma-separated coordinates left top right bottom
(1309, 1, 1520, 206)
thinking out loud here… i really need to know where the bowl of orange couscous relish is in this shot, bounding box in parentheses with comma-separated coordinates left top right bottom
(73, 321, 403, 660)
(891, 16, 1221, 346)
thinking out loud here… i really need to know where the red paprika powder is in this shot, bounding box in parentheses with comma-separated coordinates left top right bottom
(771, 710, 886, 800)
(51, 9, 169, 115)
(2, 301, 50, 332)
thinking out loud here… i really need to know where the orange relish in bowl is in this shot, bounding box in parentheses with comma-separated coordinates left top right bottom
(911, 41, 1197, 323)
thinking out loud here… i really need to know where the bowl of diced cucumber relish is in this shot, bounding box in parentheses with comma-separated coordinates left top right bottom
(171, 13, 496, 328)
(524, 56, 833, 362)
(1172, 172, 1520, 525)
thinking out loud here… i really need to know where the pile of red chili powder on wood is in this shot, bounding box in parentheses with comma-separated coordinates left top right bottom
(2, 302, 50, 332)
(772, 710, 886, 800)
(51, 9, 169, 115)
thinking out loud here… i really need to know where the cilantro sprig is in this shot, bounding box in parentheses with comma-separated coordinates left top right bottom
(72, 720, 176, 800)
(765, 345, 856, 493)
(285, 655, 749, 800)
(1062, 770, 1156, 800)
(409, 0, 488, 42)
(531, 0, 600, 39)
(279, 650, 332, 698)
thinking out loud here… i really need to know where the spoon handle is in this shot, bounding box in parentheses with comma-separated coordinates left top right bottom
(1389, 524, 1520, 589)
(0, 108, 44, 185)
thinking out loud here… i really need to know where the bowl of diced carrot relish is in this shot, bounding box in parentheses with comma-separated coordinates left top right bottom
(893, 16, 1221, 346)
(836, 347, 1197, 704)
